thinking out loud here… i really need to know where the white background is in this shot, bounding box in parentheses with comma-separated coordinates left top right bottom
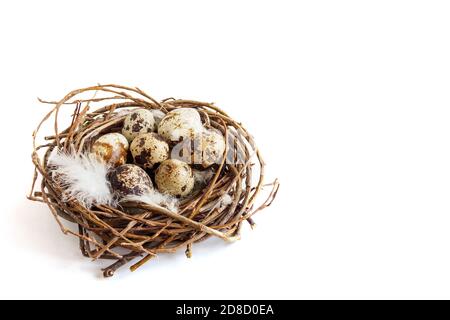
(1, 0, 450, 300)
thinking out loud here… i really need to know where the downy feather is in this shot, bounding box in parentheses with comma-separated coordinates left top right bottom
(48, 149, 115, 208)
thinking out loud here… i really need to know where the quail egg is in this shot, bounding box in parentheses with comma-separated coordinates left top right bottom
(91, 133, 129, 167)
(108, 164, 153, 197)
(158, 108, 203, 142)
(130, 133, 170, 169)
(122, 109, 156, 142)
(173, 129, 226, 168)
(155, 159, 195, 197)
(151, 109, 166, 127)
(196, 130, 226, 168)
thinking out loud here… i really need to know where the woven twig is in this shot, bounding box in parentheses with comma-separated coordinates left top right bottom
(28, 84, 279, 277)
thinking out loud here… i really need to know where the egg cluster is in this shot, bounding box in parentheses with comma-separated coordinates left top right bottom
(90, 108, 226, 199)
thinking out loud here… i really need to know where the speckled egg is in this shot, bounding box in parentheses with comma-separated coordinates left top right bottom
(108, 164, 153, 197)
(151, 109, 166, 127)
(158, 108, 203, 142)
(173, 130, 226, 168)
(196, 130, 226, 168)
(91, 133, 129, 167)
(130, 133, 170, 169)
(122, 109, 156, 142)
(155, 159, 195, 197)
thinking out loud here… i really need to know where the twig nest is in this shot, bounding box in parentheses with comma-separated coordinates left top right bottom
(130, 133, 170, 169)
(155, 159, 195, 196)
(158, 108, 203, 142)
(29, 84, 279, 277)
(122, 109, 155, 142)
(109, 164, 153, 197)
(91, 133, 129, 167)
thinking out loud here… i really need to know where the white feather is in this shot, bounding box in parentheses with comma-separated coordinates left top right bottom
(124, 190, 179, 213)
(48, 149, 115, 208)
(193, 168, 215, 185)
(220, 194, 233, 208)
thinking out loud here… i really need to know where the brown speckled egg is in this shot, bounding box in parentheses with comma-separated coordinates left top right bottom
(109, 164, 153, 197)
(122, 109, 155, 142)
(196, 130, 226, 168)
(130, 133, 169, 169)
(91, 133, 129, 167)
(158, 108, 203, 142)
(173, 130, 226, 168)
(155, 159, 195, 197)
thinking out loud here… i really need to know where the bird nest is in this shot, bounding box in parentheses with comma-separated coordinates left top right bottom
(28, 84, 279, 277)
